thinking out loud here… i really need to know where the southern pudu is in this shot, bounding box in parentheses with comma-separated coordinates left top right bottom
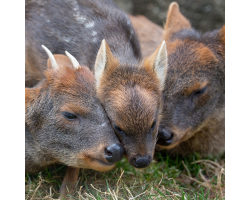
(25, 0, 169, 168)
(155, 2, 225, 156)
(25, 46, 124, 196)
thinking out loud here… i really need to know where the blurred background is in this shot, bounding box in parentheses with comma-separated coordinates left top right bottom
(113, 0, 225, 32)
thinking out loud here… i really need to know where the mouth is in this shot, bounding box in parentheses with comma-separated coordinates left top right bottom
(92, 158, 116, 166)
(157, 136, 173, 146)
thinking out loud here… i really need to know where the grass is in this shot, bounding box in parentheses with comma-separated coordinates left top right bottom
(25, 151, 225, 200)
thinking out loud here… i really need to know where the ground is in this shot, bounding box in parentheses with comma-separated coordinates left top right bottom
(25, 151, 225, 200)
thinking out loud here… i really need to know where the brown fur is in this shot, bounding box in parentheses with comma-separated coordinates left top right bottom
(129, 15, 164, 58)
(129, 2, 225, 157)
(26, 0, 168, 168)
(96, 42, 166, 166)
(25, 54, 123, 197)
(163, 2, 191, 42)
(155, 2, 225, 157)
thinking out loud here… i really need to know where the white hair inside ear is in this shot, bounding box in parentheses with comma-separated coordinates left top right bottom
(41, 45, 60, 70)
(153, 41, 168, 88)
(94, 39, 107, 88)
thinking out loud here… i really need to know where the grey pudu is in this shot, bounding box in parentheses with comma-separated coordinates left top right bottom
(26, 0, 168, 168)
(25, 46, 123, 196)
(156, 2, 225, 156)
(130, 2, 225, 157)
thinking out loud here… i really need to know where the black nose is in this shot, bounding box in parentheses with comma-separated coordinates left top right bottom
(104, 144, 124, 163)
(157, 127, 174, 146)
(132, 156, 152, 168)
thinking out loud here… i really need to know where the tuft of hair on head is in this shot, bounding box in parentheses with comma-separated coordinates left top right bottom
(94, 39, 117, 89)
(145, 40, 168, 90)
(164, 2, 191, 42)
(65, 51, 80, 69)
(41, 45, 60, 70)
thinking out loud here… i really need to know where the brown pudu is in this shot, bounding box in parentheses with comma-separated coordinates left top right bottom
(26, 0, 168, 168)
(156, 2, 225, 156)
(25, 47, 124, 195)
(94, 40, 168, 168)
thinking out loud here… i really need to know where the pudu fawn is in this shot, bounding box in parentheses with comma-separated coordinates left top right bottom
(131, 2, 225, 157)
(26, 0, 168, 168)
(25, 47, 123, 196)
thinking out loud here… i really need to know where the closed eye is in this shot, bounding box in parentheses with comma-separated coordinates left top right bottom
(113, 123, 125, 135)
(62, 111, 77, 120)
(192, 86, 207, 97)
(151, 120, 156, 130)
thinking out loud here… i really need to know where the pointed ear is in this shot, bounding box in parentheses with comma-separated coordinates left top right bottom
(144, 41, 168, 90)
(164, 2, 191, 42)
(218, 26, 225, 45)
(217, 26, 225, 58)
(94, 39, 117, 88)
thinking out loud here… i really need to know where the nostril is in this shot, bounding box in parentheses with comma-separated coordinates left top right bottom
(132, 156, 152, 168)
(104, 144, 124, 163)
(158, 128, 173, 140)
(105, 148, 113, 157)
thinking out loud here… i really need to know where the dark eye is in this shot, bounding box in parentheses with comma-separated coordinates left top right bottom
(113, 123, 124, 134)
(151, 120, 156, 130)
(62, 112, 77, 120)
(192, 86, 207, 97)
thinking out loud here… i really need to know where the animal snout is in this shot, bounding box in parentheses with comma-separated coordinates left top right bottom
(104, 144, 124, 163)
(131, 155, 152, 168)
(157, 127, 174, 146)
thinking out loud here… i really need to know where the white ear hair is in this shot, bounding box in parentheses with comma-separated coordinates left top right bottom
(94, 39, 107, 88)
(41, 45, 59, 69)
(153, 41, 168, 88)
(65, 51, 80, 69)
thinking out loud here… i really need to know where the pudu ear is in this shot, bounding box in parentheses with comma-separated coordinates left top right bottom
(219, 26, 225, 46)
(164, 2, 191, 42)
(144, 41, 168, 90)
(94, 39, 117, 89)
(218, 26, 225, 58)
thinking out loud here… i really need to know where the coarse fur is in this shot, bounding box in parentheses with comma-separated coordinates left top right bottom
(156, 2, 225, 156)
(26, 0, 168, 168)
(25, 54, 122, 173)
(25, 0, 141, 87)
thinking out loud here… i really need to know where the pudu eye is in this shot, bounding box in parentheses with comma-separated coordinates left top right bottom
(192, 86, 207, 97)
(113, 123, 125, 135)
(62, 111, 77, 120)
(151, 120, 156, 130)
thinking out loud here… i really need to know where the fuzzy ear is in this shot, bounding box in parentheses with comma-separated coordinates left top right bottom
(164, 2, 191, 42)
(218, 26, 225, 45)
(218, 26, 225, 58)
(144, 41, 168, 90)
(94, 39, 117, 88)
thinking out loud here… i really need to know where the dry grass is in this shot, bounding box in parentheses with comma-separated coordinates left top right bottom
(25, 152, 225, 200)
